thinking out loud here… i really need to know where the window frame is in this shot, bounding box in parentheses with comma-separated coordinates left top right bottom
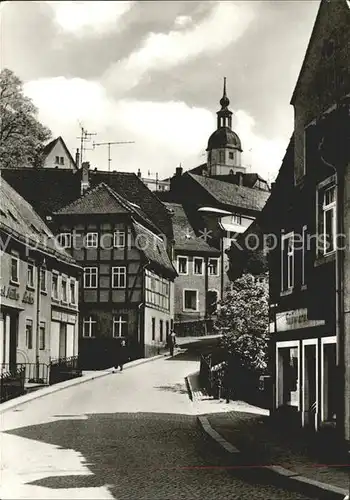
(57, 233, 72, 249)
(112, 266, 127, 289)
(27, 261, 35, 289)
(51, 271, 60, 300)
(61, 276, 68, 303)
(10, 255, 20, 284)
(112, 314, 128, 338)
(322, 185, 336, 256)
(281, 232, 294, 293)
(83, 267, 98, 289)
(39, 321, 46, 350)
(193, 257, 204, 276)
(85, 232, 98, 249)
(113, 230, 126, 248)
(183, 289, 199, 312)
(25, 318, 33, 349)
(70, 279, 77, 304)
(177, 255, 188, 275)
(208, 258, 219, 276)
(83, 316, 97, 338)
(301, 225, 307, 288)
(40, 267, 47, 294)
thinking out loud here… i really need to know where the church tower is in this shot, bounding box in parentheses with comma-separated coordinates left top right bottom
(206, 78, 245, 178)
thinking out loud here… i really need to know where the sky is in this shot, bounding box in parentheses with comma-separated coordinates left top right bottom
(1, 0, 320, 181)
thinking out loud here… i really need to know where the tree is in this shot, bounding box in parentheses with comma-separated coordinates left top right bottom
(214, 273, 269, 372)
(0, 68, 51, 169)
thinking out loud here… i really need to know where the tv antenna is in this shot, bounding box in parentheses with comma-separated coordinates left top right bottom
(93, 140, 135, 172)
(77, 123, 97, 167)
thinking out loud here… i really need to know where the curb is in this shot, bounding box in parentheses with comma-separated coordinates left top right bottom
(0, 353, 168, 415)
(197, 416, 348, 500)
(185, 374, 195, 401)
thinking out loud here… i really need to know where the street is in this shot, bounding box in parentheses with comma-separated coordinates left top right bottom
(1, 351, 315, 499)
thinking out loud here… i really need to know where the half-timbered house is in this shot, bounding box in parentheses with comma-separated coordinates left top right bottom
(53, 182, 177, 369)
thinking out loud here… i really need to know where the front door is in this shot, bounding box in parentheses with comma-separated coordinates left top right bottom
(59, 323, 67, 359)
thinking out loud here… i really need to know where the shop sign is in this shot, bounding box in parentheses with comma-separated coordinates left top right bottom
(271, 308, 325, 333)
(51, 309, 77, 324)
(0, 285, 19, 301)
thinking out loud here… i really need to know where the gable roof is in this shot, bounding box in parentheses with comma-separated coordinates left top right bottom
(0, 168, 173, 239)
(43, 136, 77, 170)
(55, 182, 161, 233)
(132, 221, 177, 278)
(165, 202, 220, 254)
(0, 175, 77, 266)
(89, 170, 173, 239)
(188, 173, 270, 212)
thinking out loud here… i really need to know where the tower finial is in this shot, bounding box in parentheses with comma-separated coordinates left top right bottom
(220, 77, 230, 108)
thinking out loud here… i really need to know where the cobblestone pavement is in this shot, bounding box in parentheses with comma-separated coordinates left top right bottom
(207, 410, 350, 490)
(1, 352, 316, 499)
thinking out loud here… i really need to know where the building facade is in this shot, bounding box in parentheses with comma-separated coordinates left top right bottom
(266, 0, 350, 438)
(54, 182, 176, 369)
(0, 177, 80, 382)
(42, 136, 78, 170)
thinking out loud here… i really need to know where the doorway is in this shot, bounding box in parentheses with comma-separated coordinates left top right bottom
(303, 343, 317, 430)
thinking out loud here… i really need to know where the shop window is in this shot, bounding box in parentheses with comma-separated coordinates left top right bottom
(278, 346, 299, 407)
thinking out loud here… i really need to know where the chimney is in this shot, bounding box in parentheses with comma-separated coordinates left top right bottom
(237, 171, 244, 186)
(81, 161, 90, 195)
(271, 182, 276, 191)
(137, 168, 142, 178)
(75, 148, 80, 168)
(175, 165, 183, 177)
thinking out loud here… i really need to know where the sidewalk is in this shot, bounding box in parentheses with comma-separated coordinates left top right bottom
(206, 409, 349, 491)
(0, 352, 169, 415)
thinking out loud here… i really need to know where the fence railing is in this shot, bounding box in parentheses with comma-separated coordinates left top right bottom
(0, 365, 26, 403)
(0, 363, 50, 385)
(49, 356, 82, 385)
